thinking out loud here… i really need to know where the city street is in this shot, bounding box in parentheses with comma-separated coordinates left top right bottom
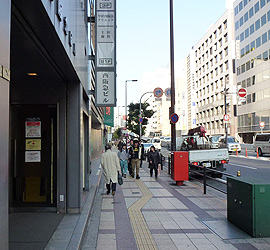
(160, 147, 270, 193)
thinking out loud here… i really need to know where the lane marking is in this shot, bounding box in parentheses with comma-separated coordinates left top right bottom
(96, 169, 100, 176)
(228, 163, 257, 170)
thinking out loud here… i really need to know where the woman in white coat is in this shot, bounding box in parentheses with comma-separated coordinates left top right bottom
(101, 144, 121, 196)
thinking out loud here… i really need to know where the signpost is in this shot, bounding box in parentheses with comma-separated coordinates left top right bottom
(153, 87, 163, 98)
(139, 117, 143, 123)
(224, 114, 230, 123)
(238, 88, 247, 98)
(165, 88, 171, 101)
(95, 0, 116, 107)
(259, 121, 265, 133)
(170, 113, 179, 124)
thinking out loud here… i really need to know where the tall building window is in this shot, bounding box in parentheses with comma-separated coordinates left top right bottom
(240, 16, 244, 26)
(245, 28, 250, 38)
(262, 32, 267, 44)
(246, 44, 250, 54)
(254, 1, 260, 13)
(267, 10, 270, 21)
(261, 14, 266, 26)
(239, 1, 243, 11)
(250, 24, 255, 34)
(249, 7, 254, 18)
(260, 0, 266, 8)
(244, 11, 249, 22)
(256, 36, 261, 47)
(255, 19, 260, 30)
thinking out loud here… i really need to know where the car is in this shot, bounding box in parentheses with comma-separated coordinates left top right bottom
(150, 137, 161, 151)
(161, 137, 171, 149)
(142, 143, 154, 157)
(218, 136, 241, 153)
(209, 135, 222, 148)
(253, 133, 270, 156)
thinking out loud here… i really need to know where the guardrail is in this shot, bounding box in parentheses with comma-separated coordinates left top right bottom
(189, 164, 237, 194)
(161, 154, 237, 195)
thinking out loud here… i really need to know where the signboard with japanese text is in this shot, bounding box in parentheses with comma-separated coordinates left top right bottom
(25, 121, 41, 138)
(26, 139, 41, 150)
(25, 151, 41, 162)
(96, 72, 115, 106)
(95, 0, 116, 107)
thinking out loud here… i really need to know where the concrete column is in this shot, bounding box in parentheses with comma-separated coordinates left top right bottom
(67, 82, 82, 213)
(0, 1, 11, 249)
(58, 84, 67, 213)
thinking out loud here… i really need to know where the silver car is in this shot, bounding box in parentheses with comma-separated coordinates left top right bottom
(219, 136, 241, 153)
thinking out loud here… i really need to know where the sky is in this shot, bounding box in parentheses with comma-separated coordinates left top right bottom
(116, 0, 228, 111)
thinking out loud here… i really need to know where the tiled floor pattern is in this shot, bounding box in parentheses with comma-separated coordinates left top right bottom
(94, 168, 270, 250)
(128, 179, 158, 250)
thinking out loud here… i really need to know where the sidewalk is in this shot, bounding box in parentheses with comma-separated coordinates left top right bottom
(9, 157, 102, 250)
(82, 162, 270, 250)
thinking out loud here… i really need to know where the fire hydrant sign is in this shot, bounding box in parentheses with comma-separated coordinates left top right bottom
(95, 0, 116, 107)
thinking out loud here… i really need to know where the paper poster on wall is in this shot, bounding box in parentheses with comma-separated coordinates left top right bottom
(26, 121, 41, 138)
(25, 151, 41, 162)
(26, 139, 41, 150)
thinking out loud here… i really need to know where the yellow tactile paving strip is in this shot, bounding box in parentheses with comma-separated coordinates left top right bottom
(128, 179, 158, 250)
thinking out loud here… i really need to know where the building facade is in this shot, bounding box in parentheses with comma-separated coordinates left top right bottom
(234, 0, 270, 143)
(191, 8, 238, 137)
(0, 0, 104, 248)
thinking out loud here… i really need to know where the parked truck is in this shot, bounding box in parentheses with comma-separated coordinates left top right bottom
(179, 126, 229, 178)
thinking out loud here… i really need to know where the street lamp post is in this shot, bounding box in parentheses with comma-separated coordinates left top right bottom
(139, 91, 152, 138)
(125, 80, 138, 129)
(170, 0, 176, 151)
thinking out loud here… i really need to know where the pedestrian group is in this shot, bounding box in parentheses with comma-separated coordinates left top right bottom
(100, 138, 161, 196)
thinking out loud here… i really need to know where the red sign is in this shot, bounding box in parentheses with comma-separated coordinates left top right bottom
(153, 87, 163, 98)
(259, 121, 265, 128)
(238, 88, 247, 98)
(224, 114, 230, 122)
(170, 113, 179, 124)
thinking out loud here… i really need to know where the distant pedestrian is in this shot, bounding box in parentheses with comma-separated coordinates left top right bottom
(139, 140, 145, 168)
(148, 145, 161, 178)
(129, 140, 142, 179)
(101, 144, 121, 196)
(128, 139, 134, 175)
(118, 144, 129, 178)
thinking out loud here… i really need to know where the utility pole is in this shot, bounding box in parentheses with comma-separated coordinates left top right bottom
(170, 0, 176, 151)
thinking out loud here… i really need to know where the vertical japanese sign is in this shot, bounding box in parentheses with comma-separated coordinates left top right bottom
(95, 0, 116, 107)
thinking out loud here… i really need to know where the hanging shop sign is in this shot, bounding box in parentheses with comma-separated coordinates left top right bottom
(95, 0, 116, 107)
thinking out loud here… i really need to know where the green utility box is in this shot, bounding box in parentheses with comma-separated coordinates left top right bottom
(227, 177, 270, 237)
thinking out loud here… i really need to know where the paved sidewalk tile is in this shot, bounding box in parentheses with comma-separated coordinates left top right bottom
(85, 163, 270, 250)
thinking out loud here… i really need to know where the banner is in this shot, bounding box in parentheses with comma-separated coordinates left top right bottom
(104, 107, 114, 127)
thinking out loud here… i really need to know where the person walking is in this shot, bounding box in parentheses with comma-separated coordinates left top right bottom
(139, 140, 145, 168)
(148, 145, 161, 178)
(118, 144, 129, 178)
(101, 144, 121, 196)
(129, 140, 142, 179)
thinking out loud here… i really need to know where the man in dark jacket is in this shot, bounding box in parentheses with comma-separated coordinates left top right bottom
(129, 140, 141, 179)
(139, 140, 145, 168)
(148, 145, 161, 178)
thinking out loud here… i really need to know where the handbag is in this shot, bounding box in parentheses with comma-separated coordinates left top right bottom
(118, 172, 123, 185)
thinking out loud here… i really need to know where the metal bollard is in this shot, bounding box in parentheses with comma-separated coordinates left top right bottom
(203, 166, 207, 194)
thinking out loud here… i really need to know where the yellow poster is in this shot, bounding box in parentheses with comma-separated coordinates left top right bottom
(26, 139, 41, 150)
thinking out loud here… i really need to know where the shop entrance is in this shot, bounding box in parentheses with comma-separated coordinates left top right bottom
(11, 104, 57, 207)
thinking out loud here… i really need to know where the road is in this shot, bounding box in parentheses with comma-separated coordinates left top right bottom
(160, 147, 270, 193)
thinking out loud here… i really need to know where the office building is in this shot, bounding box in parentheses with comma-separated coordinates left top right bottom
(191, 7, 238, 137)
(0, 1, 104, 248)
(234, 0, 270, 143)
